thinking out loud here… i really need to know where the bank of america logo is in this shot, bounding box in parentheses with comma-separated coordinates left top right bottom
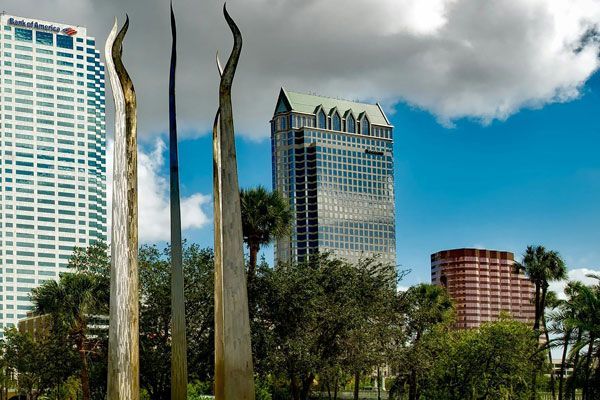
(62, 27, 77, 36)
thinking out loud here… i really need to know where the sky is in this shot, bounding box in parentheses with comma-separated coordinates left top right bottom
(4, 0, 600, 289)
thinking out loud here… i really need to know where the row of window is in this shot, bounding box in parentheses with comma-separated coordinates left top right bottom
(274, 111, 392, 140)
(3, 49, 80, 60)
(5, 76, 87, 88)
(13, 27, 74, 49)
(277, 129, 393, 149)
(4, 58, 102, 76)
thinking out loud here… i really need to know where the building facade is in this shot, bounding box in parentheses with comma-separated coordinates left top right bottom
(271, 88, 395, 265)
(431, 248, 535, 329)
(0, 14, 107, 331)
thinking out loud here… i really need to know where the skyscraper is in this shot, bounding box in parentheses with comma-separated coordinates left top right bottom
(271, 88, 395, 265)
(431, 248, 535, 329)
(0, 14, 107, 331)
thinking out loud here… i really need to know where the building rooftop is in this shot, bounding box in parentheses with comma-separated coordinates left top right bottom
(277, 87, 392, 127)
(431, 248, 515, 261)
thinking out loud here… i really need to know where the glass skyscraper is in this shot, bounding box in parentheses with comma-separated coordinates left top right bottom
(0, 13, 107, 331)
(271, 88, 395, 265)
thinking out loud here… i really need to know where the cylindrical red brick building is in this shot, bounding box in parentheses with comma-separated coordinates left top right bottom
(431, 248, 535, 329)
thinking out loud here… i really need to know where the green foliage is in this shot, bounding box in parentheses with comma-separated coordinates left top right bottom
(240, 186, 292, 248)
(391, 283, 454, 400)
(254, 376, 273, 400)
(515, 245, 567, 331)
(29, 242, 109, 400)
(138, 243, 215, 400)
(3, 327, 79, 400)
(8, 239, 599, 400)
(515, 245, 567, 399)
(421, 318, 543, 400)
(187, 380, 212, 399)
(253, 253, 398, 400)
(240, 186, 292, 283)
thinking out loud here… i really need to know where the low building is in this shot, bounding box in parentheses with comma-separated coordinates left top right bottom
(18, 312, 108, 339)
(551, 358, 574, 377)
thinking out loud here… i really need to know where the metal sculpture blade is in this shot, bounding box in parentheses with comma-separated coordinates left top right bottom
(169, 3, 188, 399)
(106, 16, 140, 400)
(213, 4, 255, 400)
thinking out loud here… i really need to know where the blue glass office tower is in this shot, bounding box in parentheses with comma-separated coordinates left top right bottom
(271, 88, 395, 265)
(0, 14, 107, 331)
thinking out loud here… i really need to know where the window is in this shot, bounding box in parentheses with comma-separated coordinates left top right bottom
(15, 63, 32, 70)
(332, 113, 341, 131)
(57, 35, 74, 49)
(346, 114, 356, 133)
(361, 117, 370, 135)
(36, 31, 54, 46)
(15, 54, 33, 61)
(15, 28, 32, 42)
(318, 110, 326, 129)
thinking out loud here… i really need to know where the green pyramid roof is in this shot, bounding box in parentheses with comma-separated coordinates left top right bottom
(277, 88, 392, 127)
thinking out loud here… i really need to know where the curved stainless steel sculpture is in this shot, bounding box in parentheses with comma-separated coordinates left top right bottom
(106, 17, 140, 400)
(169, 3, 188, 399)
(213, 4, 256, 400)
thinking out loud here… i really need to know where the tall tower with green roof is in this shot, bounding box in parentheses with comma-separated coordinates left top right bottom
(271, 88, 395, 266)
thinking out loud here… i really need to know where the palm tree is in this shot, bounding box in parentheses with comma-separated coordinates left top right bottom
(569, 278, 600, 400)
(515, 245, 567, 332)
(240, 186, 292, 284)
(31, 272, 108, 400)
(515, 245, 567, 399)
(549, 282, 585, 400)
(544, 290, 562, 398)
(402, 284, 454, 400)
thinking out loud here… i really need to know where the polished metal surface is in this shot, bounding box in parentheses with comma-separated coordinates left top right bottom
(213, 5, 255, 400)
(169, 4, 189, 399)
(106, 16, 140, 400)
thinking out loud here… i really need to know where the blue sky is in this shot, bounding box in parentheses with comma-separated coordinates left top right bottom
(156, 71, 600, 287)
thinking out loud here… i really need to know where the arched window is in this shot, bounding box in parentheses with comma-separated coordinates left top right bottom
(346, 114, 355, 133)
(332, 113, 341, 131)
(318, 110, 327, 129)
(361, 117, 370, 135)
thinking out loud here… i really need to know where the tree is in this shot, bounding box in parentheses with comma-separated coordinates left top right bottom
(421, 318, 542, 400)
(340, 257, 402, 400)
(240, 186, 292, 285)
(515, 246, 567, 333)
(255, 254, 397, 400)
(397, 283, 454, 400)
(30, 244, 110, 400)
(544, 290, 561, 398)
(138, 244, 216, 400)
(4, 328, 45, 400)
(67, 242, 110, 275)
(3, 327, 78, 400)
(548, 281, 586, 400)
(568, 278, 600, 400)
(515, 245, 567, 399)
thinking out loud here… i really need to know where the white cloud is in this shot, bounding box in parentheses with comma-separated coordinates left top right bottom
(106, 139, 211, 243)
(3, 0, 600, 138)
(549, 268, 600, 299)
(397, 285, 411, 293)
